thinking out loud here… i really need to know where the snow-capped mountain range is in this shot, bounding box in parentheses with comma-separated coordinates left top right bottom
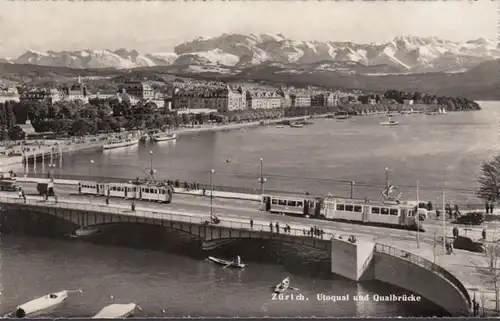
(3, 34, 499, 74)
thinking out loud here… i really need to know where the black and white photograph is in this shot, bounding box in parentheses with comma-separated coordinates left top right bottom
(0, 0, 498, 318)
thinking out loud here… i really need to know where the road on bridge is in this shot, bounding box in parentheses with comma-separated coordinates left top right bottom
(10, 182, 492, 244)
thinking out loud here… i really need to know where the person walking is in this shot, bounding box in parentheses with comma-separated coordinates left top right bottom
(485, 202, 490, 214)
(269, 222, 273, 232)
(275, 222, 280, 234)
(131, 201, 136, 212)
(250, 219, 254, 229)
(482, 228, 487, 241)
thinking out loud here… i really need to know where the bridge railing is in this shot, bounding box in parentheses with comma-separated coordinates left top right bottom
(0, 195, 335, 240)
(375, 243, 471, 309)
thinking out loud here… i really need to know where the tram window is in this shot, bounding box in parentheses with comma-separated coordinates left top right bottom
(278, 200, 287, 206)
(345, 205, 354, 212)
(288, 201, 296, 207)
(297, 202, 303, 207)
(389, 209, 399, 216)
(337, 204, 345, 211)
(272, 199, 278, 205)
(371, 207, 380, 214)
(354, 206, 362, 212)
(381, 208, 389, 215)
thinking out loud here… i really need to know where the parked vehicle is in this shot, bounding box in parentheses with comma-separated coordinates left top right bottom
(456, 212, 484, 225)
(0, 180, 20, 192)
(453, 236, 485, 253)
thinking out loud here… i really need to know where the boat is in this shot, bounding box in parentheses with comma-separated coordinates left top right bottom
(289, 122, 304, 128)
(380, 117, 399, 126)
(92, 303, 137, 318)
(275, 125, 284, 129)
(150, 131, 177, 142)
(103, 135, 139, 150)
(11, 289, 81, 318)
(273, 277, 290, 293)
(69, 227, 100, 238)
(207, 256, 246, 268)
(333, 112, 351, 120)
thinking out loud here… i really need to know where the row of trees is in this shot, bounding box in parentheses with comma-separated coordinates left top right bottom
(382, 90, 481, 111)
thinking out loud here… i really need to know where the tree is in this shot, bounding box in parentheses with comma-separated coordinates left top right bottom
(477, 155, 500, 203)
(8, 125, 26, 141)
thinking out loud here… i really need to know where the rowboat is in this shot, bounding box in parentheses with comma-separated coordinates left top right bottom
(289, 123, 304, 128)
(380, 117, 399, 126)
(11, 289, 81, 318)
(207, 256, 246, 268)
(92, 303, 137, 318)
(70, 227, 100, 238)
(273, 277, 290, 293)
(276, 125, 284, 128)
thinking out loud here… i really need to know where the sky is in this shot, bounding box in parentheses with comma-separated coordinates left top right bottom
(0, 0, 497, 58)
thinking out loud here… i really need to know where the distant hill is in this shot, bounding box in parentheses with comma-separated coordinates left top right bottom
(0, 59, 498, 100)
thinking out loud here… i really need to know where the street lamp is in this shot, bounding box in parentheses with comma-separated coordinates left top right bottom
(385, 167, 390, 188)
(210, 169, 215, 217)
(89, 159, 95, 204)
(259, 158, 267, 195)
(149, 150, 155, 182)
(350, 181, 355, 199)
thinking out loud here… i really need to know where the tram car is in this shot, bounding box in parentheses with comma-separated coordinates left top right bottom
(78, 181, 173, 203)
(262, 194, 421, 229)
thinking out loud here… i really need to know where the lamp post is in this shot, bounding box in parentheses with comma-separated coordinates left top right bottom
(210, 169, 215, 217)
(259, 158, 267, 210)
(89, 159, 94, 204)
(416, 180, 420, 248)
(442, 189, 446, 252)
(48, 163, 56, 179)
(350, 181, 355, 199)
(149, 150, 155, 182)
(385, 167, 390, 188)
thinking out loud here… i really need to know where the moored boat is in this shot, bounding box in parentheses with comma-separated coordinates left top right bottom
(273, 277, 290, 293)
(92, 303, 137, 318)
(380, 117, 399, 126)
(333, 112, 351, 120)
(207, 256, 246, 268)
(103, 135, 139, 150)
(289, 122, 304, 128)
(150, 131, 177, 142)
(276, 125, 284, 129)
(11, 289, 81, 318)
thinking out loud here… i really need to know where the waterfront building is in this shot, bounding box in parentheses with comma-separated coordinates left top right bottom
(172, 85, 247, 113)
(20, 88, 62, 105)
(245, 90, 281, 110)
(311, 92, 338, 107)
(0, 87, 20, 104)
(290, 92, 311, 107)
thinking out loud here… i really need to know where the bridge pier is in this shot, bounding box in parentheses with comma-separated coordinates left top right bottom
(330, 237, 375, 281)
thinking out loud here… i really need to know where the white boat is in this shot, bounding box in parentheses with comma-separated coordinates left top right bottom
(92, 303, 137, 319)
(273, 277, 290, 293)
(380, 117, 399, 126)
(151, 131, 177, 142)
(12, 290, 73, 318)
(208, 256, 246, 268)
(103, 136, 139, 150)
(70, 227, 100, 238)
(289, 123, 304, 128)
(276, 125, 284, 129)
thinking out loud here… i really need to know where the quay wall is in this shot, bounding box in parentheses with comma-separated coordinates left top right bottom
(330, 237, 375, 281)
(372, 244, 470, 316)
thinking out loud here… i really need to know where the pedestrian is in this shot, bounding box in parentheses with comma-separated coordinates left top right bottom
(455, 227, 459, 237)
(452, 227, 457, 238)
(486, 202, 490, 214)
(286, 224, 290, 234)
(482, 228, 486, 240)
(105, 196, 109, 205)
(320, 229, 324, 239)
(303, 229, 306, 235)
(269, 222, 273, 232)
(475, 302, 480, 316)
(449, 241, 455, 255)
(275, 222, 280, 233)
(18, 188, 22, 199)
(54, 194, 58, 204)
(131, 201, 135, 211)
(250, 219, 253, 229)
(202, 188, 206, 196)
(491, 203, 495, 214)
(310, 227, 314, 237)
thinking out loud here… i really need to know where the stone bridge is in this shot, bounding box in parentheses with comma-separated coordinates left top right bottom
(0, 195, 331, 251)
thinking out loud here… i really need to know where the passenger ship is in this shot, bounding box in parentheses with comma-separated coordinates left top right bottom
(103, 134, 140, 150)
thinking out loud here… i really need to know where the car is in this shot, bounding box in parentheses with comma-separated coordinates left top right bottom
(453, 236, 485, 253)
(456, 212, 485, 225)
